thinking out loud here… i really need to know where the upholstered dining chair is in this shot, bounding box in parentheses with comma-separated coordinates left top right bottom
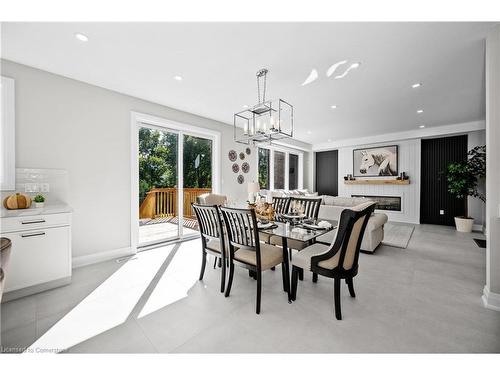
(219, 206, 290, 314)
(269, 197, 322, 279)
(196, 193, 227, 206)
(0, 237, 12, 303)
(192, 204, 227, 293)
(270, 197, 322, 248)
(290, 202, 375, 320)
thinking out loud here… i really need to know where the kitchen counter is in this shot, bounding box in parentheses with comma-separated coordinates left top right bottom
(1, 201, 72, 218)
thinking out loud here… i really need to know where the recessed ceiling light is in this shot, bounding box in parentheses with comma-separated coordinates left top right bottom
(242, 104, 249, 109)
(173, 75, 183, 81)
(419, 125, 426, 129)
(417, 109, 424, 114)
(412, 83, 422, 88)
(74, 33, 89, 42)
(331, 105, 337, 109)
(307, 130, 312, 135)
(350, 62, 361, 69)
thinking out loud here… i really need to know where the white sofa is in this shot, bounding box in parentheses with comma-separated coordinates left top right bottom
(317, 196, 388, 253)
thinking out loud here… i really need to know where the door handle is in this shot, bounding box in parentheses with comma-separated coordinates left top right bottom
(21, 219, 46, 225)
(21, 232, 46, 238)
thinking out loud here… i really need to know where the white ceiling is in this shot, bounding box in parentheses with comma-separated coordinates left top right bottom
(1, 22, 497, 145)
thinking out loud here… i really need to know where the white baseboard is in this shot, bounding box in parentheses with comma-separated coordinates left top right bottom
(472, 224, 484, 232)
(482, 285, 500, 312)
(72, 246, 136, 269)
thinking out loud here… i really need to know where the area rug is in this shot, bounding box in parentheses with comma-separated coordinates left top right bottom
(382, 223, 415, 249)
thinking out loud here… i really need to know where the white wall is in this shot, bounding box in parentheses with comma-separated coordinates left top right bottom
(337, 139, 421, 223)
(330, 130, 486, 226)
(0, 59, 311, 261)
(483, 25, 500, 311)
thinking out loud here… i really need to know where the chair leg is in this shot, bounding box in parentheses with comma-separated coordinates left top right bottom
(281, 263, 286, 292)
(312, 272, 318, 283)
(199, 250, 207, 281)
(298, 268, 304, 281)
(291, 266, 299, 301)
(225, 263, 234, 298)
(213, 256, 217, 269)
(346, 277, 356, 297)
(220, 257, 226, 293)
(217, 258, 222, 268)
(256, 271, 262, 314)
(334, 277, 342, 320)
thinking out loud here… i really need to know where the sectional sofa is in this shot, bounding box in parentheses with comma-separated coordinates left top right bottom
(317, 196, 388, 252)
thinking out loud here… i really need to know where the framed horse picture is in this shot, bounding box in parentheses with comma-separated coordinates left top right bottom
(353, 145, 398, 177)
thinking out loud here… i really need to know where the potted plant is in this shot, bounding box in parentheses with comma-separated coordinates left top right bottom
(33, 194, 45, 208)
(446, 145, 486, 232)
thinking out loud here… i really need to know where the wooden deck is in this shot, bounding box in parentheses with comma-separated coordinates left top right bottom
(139, 216, 199, 245)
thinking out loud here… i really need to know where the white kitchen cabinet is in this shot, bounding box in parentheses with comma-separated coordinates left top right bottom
(1, 206, 72, 301)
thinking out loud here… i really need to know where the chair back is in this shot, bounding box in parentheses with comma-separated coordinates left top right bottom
(272, 196, 290, 222)
(219, 207, 261, 264)
(312, 202, 375, 273)
(197, 193, 227, 206)
(290, 197, 322, 220)
(192, 204, 225, 247)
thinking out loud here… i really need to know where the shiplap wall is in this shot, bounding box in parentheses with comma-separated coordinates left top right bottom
(337, 139, 421, 224)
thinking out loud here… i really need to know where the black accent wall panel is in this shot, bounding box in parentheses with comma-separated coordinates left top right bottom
(420, 135, 467, 226)
(315, 150, 338, 196)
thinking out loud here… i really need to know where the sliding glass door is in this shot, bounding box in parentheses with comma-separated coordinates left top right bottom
(182, 134, 213, 236)
(137, 126, 213, 248)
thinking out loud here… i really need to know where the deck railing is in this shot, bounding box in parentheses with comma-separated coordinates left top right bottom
(139, 187, 212, 219)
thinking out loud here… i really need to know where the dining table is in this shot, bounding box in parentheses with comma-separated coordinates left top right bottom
(257, 220, 336, 301)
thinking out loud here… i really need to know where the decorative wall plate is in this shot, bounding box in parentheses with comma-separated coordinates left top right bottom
(232, 163, 239, 173)
(228, 150, 237, 162)
(237, 174, 244, 184)
(245, 147, 251, 155)
(241, 162, 250, 173)
(239, 152, 245, 160)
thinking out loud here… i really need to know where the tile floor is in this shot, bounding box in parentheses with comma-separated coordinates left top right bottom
(1, 223, 499, 353)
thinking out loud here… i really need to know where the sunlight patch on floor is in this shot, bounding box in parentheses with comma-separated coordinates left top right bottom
(138, 240, 202, 318)
(25, 245, 173, 353)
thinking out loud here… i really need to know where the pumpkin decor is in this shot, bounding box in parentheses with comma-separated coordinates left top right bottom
(3, 193, 32, 210)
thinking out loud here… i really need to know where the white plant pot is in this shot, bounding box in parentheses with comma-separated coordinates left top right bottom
(454, 217, 474, 233)
(35, 202, 45, 208)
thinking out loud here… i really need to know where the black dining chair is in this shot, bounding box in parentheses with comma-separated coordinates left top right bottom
(270, 196, 323, 279)
(192, 203, 227, 293)
(219, 206, 290, 314)
(290, 202, 375, 320)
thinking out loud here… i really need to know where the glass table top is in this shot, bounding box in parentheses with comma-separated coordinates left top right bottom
(258, 221, 336, 243)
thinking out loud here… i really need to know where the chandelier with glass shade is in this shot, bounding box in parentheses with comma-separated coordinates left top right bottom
(234, 68, 294, 145)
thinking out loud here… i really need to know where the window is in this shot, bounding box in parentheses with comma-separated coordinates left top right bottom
(258, 148, 270, 189)
(273, 151, 285, 189)
(257, 146, 303, 191)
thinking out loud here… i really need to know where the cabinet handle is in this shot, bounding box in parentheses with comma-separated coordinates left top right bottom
(21, 219, 46, 225)
(21, 232, 46, 238)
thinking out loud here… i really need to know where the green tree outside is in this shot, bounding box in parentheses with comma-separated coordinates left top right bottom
(138, 128, 212, 204)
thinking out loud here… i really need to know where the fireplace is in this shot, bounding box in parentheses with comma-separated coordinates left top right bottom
(352, 195, 402, 212)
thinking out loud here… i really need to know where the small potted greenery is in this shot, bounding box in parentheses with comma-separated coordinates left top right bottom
(33, 194, 45, 208)
(446, 145, 486, 232)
